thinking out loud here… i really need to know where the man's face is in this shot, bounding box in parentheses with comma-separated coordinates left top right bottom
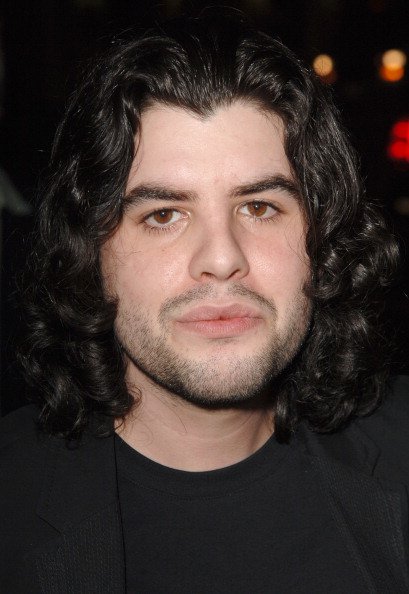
(101, 102, 311, 406)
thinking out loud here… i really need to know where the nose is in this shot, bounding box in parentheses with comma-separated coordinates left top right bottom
(188, 219, 250, 282)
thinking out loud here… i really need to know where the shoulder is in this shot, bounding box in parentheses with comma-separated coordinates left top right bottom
(0, 406, 59, 590)
(0, 404, 40, 449)
(0, 405, 51, 500)
(301, 376, 409, 485)
(355, 375, 409, 484)
(357, 375, 409, 440)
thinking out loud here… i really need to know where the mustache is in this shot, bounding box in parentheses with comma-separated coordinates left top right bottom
(159, 284, 277, 320)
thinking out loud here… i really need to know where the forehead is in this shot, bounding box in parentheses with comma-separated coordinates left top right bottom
(126, 101, 293, 193)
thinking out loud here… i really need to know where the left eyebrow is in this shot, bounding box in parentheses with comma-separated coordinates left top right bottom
(231, 175, 301, 202)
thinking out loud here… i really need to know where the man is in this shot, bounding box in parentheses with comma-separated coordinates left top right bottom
(1, 10, 408, 594)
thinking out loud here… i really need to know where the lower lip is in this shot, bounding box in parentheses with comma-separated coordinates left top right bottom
(176, 317, 262, 338)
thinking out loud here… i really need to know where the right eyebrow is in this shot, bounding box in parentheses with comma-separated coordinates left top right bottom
(232, 175, 301, 202)
(123, 185, 198, 210)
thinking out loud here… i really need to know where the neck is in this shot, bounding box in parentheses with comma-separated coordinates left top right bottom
(116, 374, 274, 472)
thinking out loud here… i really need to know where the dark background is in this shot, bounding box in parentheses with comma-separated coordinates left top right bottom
(1, 0, 408, 414)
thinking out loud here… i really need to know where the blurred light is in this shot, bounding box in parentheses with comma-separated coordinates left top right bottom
(312, 54, 337, 83)
(391, 121, 409, 138)
(393, 197, 409, 216)
(379, 49, 406, 82)
(380, 65, 405, 82)
(313, 54, 334, 77)
(387, 118, 409, 162)
(382, 49, 406, 69)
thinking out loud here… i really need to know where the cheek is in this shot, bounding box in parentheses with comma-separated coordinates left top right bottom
(247, 230, 309, 294)
(136, 246, 188, 285)
(114, 246, 190, 307)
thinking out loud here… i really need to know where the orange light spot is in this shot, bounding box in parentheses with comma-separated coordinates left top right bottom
(313, 54, 334, 77)
(379, 50, 406, 82)
(379, 65, 405, 82)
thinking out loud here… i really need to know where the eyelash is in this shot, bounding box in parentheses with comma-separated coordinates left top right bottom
(241, 201, 279, 222)
(141, 201, 279, 233)
(142, 209, 185, 234)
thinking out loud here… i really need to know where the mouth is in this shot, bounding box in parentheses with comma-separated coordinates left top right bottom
(175, 304, 264, 338)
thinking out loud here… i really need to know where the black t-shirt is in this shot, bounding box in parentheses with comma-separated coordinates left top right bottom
(115, 432, 368, 593)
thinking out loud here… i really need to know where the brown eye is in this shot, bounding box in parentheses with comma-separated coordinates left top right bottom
(239, 201, 277, 220)
(153, 210, 174, 224)
(246, 202, 268, 217)
(145, 208, 183, 228)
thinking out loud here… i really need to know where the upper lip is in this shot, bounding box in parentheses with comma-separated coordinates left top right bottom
(176, 304, 263, 322)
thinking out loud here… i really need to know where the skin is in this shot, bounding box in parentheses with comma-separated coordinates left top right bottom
(101, 101, 311, 471)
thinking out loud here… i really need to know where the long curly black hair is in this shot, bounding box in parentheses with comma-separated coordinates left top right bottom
(19, 10, 399, 441)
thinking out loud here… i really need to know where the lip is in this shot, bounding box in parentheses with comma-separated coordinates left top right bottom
(176, 304, 263, 322)
(175, 304, 264, 338)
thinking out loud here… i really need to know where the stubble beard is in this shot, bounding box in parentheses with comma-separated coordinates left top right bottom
(115, 285, 312, 409)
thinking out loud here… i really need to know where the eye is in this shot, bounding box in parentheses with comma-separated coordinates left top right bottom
(239, 201, 277, 220)
(144, 208, 184, 228)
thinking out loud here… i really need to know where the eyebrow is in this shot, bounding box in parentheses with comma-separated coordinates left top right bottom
(124, 185, 197, 209)
(232, 175, 300, 201)
(123, 174, 300, 209)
